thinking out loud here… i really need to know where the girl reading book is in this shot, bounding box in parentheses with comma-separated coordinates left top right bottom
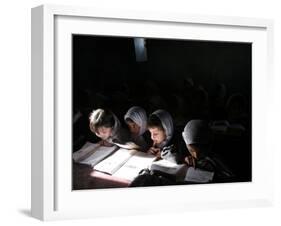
(89, 108, 130, 146)
(182, 120, 213, 170)
(124, 106, 150, 151)
(147, 109, 177, 163)
(182, 120, 234, 181)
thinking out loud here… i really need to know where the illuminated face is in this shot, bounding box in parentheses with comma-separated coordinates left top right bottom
(126, 121, 141, 136)
(95, 126, 112, 140)
(148, 127, 166, 145)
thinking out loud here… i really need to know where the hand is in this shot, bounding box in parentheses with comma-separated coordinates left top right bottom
(185, 155, 196, 168)
(148, 147, 161, 157)
(98, 140, 113, 147)
(123, 142, 140, 150)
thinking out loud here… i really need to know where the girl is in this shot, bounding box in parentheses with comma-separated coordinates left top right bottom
(147, 109, 177, 163)
(182, 120, 234, 180)
(89, 108, 130, 146)
(182, 120, 212, 170)
(124, 106, 149, 151)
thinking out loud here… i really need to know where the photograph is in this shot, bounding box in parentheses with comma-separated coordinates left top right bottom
(72, 34, 252, 190)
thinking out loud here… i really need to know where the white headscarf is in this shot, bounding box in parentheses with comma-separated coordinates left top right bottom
(124, 106, 147, 136)
(151, 109, 174, 148)
(182, 120, 209, 145)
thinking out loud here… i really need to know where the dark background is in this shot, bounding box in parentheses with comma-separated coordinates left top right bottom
(72, 35, 252, 182)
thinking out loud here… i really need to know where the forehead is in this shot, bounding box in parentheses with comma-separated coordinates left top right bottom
(97, 126, 112, 131)
(148, 127, 164, 133)
(127, 120, 138, 126)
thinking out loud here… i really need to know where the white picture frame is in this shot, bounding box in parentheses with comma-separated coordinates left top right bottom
(31, 4, 274, 221)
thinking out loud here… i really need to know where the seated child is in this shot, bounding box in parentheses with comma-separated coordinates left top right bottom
(182, 120, 214, 171)
(124, 106, 149, 151)
(89, 108, 130, 146)
(182, 120, 235, 182)
(147, 109, 177, 162)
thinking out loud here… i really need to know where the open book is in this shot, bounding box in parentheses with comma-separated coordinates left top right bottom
(149, 160, 214, 183)
(74, 142, 214, 183)
(112, 151, 156, 181)
(184, 167, 214, 183)
(94, 148, 156, 181)
(149, 159, 188, 181)
(73, 142, 156, 181)
(73, 142, 119, 167)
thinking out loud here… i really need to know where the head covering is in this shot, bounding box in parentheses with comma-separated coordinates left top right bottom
(124, 106, 147, 136)
(151, 109, 174, 148)
(110, 113, 121, 138)
(182, 120, 209, 145)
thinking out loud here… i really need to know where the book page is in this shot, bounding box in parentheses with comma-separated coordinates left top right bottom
(113, 152, 156, 181)
(93, 148, 137, 175)
(82, 141, 94, 149)
(150, 159, 187, 175)
(184, 167, 214, 183)
(73, 142, 99, 162)
(73, 142, 118, 167)
(113, 142, 140, 150)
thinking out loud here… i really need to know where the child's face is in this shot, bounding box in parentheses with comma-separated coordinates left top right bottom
(126, 121, 140, 136)
(95, 126, 112, 140)
(186, 144, 200, 159)
(148, 127, 166, 145)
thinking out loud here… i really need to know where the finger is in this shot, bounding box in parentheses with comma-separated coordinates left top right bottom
(152, 147, 160, 153)
(154, 150, 160, 155)
(149, 148, 155, 153)
(156, 151, 161, 158)
(185, 157, 189, 165)
(192, 157, 196, 168)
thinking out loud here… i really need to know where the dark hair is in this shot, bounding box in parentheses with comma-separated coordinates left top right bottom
(147, 114, 164, 130)
(89, 109, 115, 133)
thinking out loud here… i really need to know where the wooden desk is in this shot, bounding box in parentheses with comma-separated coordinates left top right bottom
(72, 162, 130, 190)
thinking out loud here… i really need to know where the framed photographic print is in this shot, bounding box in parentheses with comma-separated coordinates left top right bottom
(31, 4, 274, 221)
